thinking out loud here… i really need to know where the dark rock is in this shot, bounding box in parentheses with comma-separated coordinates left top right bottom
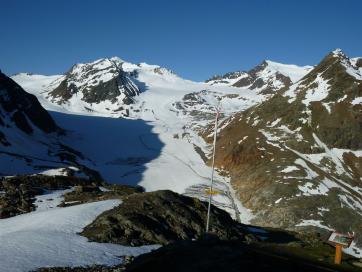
(0, 175, 102, 218)
(81, 190, 242, 246)
(60, 184, 143, 207)
(124, 237, 360, 272)
(355, 58, 362, 68)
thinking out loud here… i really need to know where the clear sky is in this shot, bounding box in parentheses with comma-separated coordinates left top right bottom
(1, 0, 361, 81)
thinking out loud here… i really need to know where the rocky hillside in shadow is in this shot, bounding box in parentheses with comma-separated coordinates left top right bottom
(0, 71, 59, 139)
(0, 71, 100, 178)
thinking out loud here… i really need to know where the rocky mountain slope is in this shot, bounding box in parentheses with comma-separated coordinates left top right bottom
(206, 49, 362, 250)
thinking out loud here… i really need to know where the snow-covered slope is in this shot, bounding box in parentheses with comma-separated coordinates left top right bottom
(0, 198, 157, 272)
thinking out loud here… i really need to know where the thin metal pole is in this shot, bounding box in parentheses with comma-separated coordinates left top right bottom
(206, 109, 219, 233)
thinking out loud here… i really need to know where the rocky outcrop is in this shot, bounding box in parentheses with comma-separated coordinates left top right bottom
(0, 175, 101, 218)
(60, 184, 144, 206)
(0, 174, 147, 219)
(0, 178, 40, 218)
(81, 190, 241, 246)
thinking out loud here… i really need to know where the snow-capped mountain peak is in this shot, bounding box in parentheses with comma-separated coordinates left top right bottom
(65, 57, 124, 88)
(331, 48, 346, 58)
(284, 49, 362, 105)
(41, 58, 139, 116)
(206, 59, 313, 95)
(262, 60, 313, 83)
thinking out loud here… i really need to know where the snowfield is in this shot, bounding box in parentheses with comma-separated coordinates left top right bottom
(0, 199, 159, 272)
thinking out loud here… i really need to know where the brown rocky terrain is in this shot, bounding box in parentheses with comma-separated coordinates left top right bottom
(202, 49, 362, 248)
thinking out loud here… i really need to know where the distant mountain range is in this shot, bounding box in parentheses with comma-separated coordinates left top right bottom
(206, 60, 313, 94)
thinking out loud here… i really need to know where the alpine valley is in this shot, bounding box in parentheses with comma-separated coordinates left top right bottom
(1, 48, 362, 271)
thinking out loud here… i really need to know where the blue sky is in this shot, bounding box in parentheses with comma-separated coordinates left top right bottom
(1, 0, 361, 81)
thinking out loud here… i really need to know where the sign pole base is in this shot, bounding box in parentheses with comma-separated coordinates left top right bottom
(335, 244, 342, 265)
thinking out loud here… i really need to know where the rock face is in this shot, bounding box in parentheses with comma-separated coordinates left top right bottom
(82, 190, 241, 246)
(49, 58, 140, 109)
(206, 49, 362, 244)
(0, 71, 58, 136)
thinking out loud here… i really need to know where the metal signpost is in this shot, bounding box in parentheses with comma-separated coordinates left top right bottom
(206, 108, 220, 233)
(327, 231, 355, 265)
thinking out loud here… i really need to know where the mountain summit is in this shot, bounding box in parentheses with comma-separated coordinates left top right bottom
(48, 58, 139, 115)
(206, 60, 313, 95)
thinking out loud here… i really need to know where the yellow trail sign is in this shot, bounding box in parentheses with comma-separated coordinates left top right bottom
(205, 189, 220, 195)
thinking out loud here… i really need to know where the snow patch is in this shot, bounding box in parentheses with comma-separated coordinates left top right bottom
(0, 200, 159, 272)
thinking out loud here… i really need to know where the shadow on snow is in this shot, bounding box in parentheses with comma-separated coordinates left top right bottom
(50, 111, 164, 186)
